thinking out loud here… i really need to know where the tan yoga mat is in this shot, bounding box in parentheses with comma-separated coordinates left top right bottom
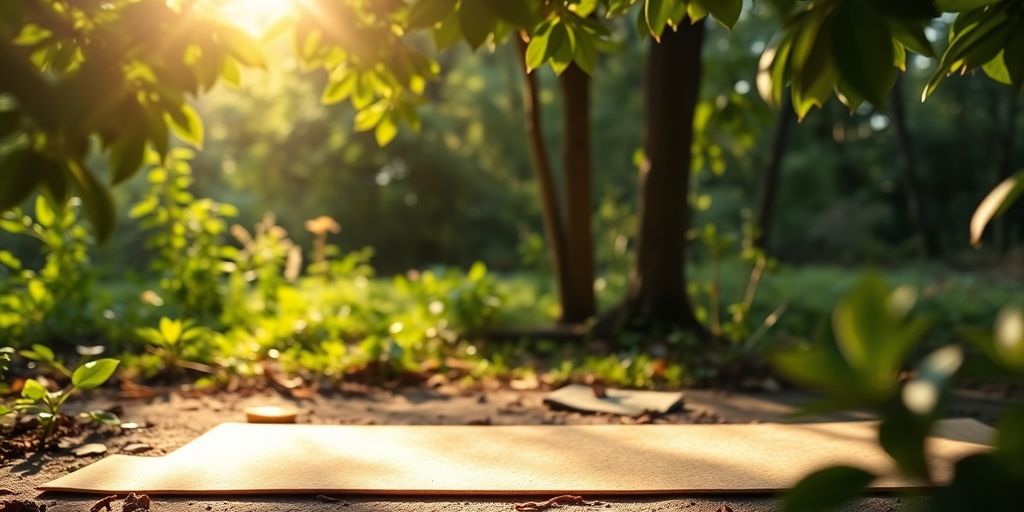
(40, 419, 993, 495)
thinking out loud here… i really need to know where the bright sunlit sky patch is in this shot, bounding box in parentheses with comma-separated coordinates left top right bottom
(210, 0, 295, 36)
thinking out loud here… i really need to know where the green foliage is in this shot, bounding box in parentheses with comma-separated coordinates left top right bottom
(130, 148, 236, 320)
(926, 0, 1024, 98)
(0, 0, 262, 239)
(776, 274, 1024, 509)
(13, 356, 120, 441)
(0, 196, 95, 346)
(970, 170, 1024, 247)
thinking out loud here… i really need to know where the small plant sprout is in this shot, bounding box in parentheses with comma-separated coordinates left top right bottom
(15, 358, 120, 442)
(0, 347, 12, 417)
(137, 317, 208, 374)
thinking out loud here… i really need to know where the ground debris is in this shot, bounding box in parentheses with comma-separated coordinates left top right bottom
(90, 495, 119, 512)
(514, 495, 602, 511)
(1, 500, 45, 512)
(72, 443, 108, 456)
(90, 493, 151, 512)
(122, 493, 151, 512)
(716, 506, 734, 512)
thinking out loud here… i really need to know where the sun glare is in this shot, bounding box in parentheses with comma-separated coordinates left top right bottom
(215, 0, 294, 35)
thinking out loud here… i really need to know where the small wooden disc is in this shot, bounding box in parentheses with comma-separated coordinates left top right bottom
(244, 405, 298, 424)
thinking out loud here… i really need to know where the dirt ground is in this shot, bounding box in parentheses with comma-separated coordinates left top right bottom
(0, 385, 1012, 511)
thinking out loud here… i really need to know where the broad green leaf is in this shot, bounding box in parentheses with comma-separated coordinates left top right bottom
(71, 358, 120, 390)
(487, 0, 533, 27)
(159, 317, 183, 344)
(218, 26, 265, 68)
(995, 406, 1024, 474)
(166, 103, 204, 150)
(936, 0, 1001, 12)
(572, 25, 598, 74)
(525, 22, 552, 72)
(408, 0, 456, 29)
(321, 72, 356, 105)
(109, 135, 147, 185)
(832, 0, 895, 107)
(67, 161, 116, 243)
(782, 466, 874, 512)
(22, 378, 47, 400)
(0, 149, 43, 211)
(35, 194, 56, 227)
(1004, 28, 1024, 88)
(970, 171, 1023, 246)
(983, 52, 1012, 84)
(0, 404, 11, 416)
(354, 101, 388, 132)
(879, 408, 930, 479)
(547, 22, 574, 75)
(375, 114, 398, 146)
(889, 19, 935, 57)
(645, 0, 676, 39)
(701, 0, 742, 30)
(459, 0, 498, 49)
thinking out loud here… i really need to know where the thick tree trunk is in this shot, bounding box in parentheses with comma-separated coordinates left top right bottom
(513, 36, 577, 324)
(557, 64, 597, 322)
(619, 21, 707, 333)
(754, 93, 793, 253)
(891, 76, 940, 258)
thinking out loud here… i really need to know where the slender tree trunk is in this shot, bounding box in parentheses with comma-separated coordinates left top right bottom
(891, 76, 940, 258)
(514, 36, 578, 323)
(754, 93, 794, 253)
(619, 21, 707, 333)
(558, 63, 597, 322)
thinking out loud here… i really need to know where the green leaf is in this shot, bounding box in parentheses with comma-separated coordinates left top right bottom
(701, 0, 742, 30)
(1004, 29, 1024, 88)
(782, 466, 875, 512)
(67, 161, 117, 243)
(408, 0, 457, 29)
(983, 51, 1012, 84)
(879, 407, 930, 479)
(970, 171, 1023, 247)
(831, 0, 895, 107)
(0, 149, 43, 211)
(547, 22, 574, 75)
(486, 0, 533, 27)
(572, 25, 598, 74)
(22, 378, 47, 400)
(218, 27, 265, 68)
(35, 194, 55, 227)
(645, 0, 675, 39)
(992, 306, 1024, 370)
(166, 103, 204, 150)
(995, 406, 1024, 474)
(889, 19, 935, 57)
(0, 404, 11, 416)
(525, 22, 552, 72)
(71, 358, 120, 391)
(109, 135, 147, 185)
(459, 0, 498, 50)
(375, 113, 398, 146)
(321, 72, 356, 105)
(936, 0, 1001, 12)
(868, 0, 938, 20)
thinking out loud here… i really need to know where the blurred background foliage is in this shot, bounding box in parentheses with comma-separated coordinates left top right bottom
(0, 1, 1021, 388)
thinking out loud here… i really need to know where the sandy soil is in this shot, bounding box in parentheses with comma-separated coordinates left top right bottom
(0, 385, 1010, 511)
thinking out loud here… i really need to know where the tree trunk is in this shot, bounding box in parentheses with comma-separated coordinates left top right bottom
(557, 63, 597, 322)
(514, 36, 578, 324)
(995, 92, 1019, 252)
(619, 21, 707, 333)
(754, 93, 793, 253)
(891, 76, 940, 258)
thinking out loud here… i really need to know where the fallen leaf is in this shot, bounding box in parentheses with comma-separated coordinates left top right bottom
(71, 443, 107, 457)
(119, 381, 157, 400)
(122, 443, 151, 454)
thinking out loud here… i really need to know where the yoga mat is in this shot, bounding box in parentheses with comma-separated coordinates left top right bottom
(543, 384, 685, 416)
(40, 419, 992, 495)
